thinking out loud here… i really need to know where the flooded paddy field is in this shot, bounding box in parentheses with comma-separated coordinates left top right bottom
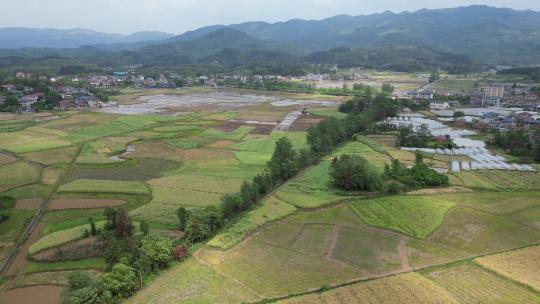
(102, 88, 342, 115)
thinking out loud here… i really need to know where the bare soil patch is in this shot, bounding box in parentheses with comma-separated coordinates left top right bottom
(407, 187, 474, 195)
(48, 199, 128, 210)
(32, 237, 102, 262)
(15, 199, 43, 210)
(289, 115, 322, 131)
(0, 153, 17, 166)
(0, 285, 63, 304)
(207, 140, 236, 148)
(215, 120, 275, 135)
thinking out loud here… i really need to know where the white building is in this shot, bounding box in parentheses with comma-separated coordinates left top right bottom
(430, 100, 450, 110)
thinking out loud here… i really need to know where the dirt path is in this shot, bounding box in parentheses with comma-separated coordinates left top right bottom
(398, 236, 411, 272)
(323, 225, 340, 259)
(5, 222, 45, 276)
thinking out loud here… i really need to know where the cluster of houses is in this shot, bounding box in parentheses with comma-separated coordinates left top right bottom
(56, 86, 104, 110)
(0, 83, 46, 109)
(1, 79, 105, 111)
(407, 84, 540, 112)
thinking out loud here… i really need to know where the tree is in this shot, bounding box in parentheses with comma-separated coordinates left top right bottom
(176, 207, 190, 231)
(114, 209, 133, 239)
(89, 217, 97, 236)
(330, 155, 383, 191)
(139, 233, 172, 270)
(429, 71, 440, 83)
(66, 285, 100, 304)
(252, 171, 274, 196)
(381, 83, 395, 94)
(268, 137, 298, 181)
(103, 208, 116, 231)
(453, 111, 465, 119)
(171, 244, 189, 261)
(68, 270, 93, 291)
(102, 263, 137, 299)
(221, 193, 244, 220)
(240, 181, 259, 208)
(139, 221, 150, 236)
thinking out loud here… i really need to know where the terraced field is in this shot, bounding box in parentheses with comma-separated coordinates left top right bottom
(1, 98, 540, 304)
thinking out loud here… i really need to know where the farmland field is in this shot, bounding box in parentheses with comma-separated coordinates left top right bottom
(1, 89, 540, 304)
(423, 262, 540, 303)
(58, 179, 150, 194)
(349, 195, 456, 239)
(476, 246, 540, 291)
(280, 272, 459, 304)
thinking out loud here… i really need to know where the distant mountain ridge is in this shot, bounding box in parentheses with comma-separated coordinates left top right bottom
(169, 5, 540, 65)
(0, 28, 173, 49)
(0, 5, 539, 71)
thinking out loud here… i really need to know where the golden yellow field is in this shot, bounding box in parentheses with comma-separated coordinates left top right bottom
(280, 273, 458, 304)
(476, 246, 540, 291)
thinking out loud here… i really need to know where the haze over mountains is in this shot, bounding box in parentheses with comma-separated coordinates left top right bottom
(0, 28, 173, 49)
(0, 5, 539, 71)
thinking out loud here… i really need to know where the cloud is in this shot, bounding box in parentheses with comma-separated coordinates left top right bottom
(0, 0, 538, 34)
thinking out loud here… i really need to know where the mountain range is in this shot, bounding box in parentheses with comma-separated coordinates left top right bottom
(0, 28, 173, 49)
(0, 5, 539, 73)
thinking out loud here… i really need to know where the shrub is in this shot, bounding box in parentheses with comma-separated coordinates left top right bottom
(171, 244, 189, 261)
(330, 154, 383, 191)
(68, 270, 94, 291)
(102, 263, 137, 299)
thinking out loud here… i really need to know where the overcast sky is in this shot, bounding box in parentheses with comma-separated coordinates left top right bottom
(1, 0, 539, 35)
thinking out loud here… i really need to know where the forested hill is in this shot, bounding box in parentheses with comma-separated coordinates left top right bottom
(0, 28, 476, 75)
(170, 5, 540, 65)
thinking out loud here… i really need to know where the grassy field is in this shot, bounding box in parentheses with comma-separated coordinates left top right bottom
(476, 246, 540, 291)
(208, 196, 296, 249)
(281, 272, 459, 304)
(26, 258, 107, 273)
(125, 259, 261, 304)
(349, 195, 457, 239)
(275, 160, 344, 208)
(76, 136, 136, 164)
(22, 146, 78, 165)
(58, 179, 150, 195)
(0, 129, 72, 153)
(0, 162, 41, 191)
(432, 206, 540, 254)
(231, 131, 308, 154)
(29, 221, 105, 255)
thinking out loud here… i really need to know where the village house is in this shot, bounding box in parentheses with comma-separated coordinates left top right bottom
(1, 84, 17, 93)
(16, 72, 30, 79)
(18, 93, 45, 109)
(429, 100, 450, 110)
(18, 93, 45, 108)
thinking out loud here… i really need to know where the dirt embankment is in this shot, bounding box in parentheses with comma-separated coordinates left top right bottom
(32, 237, 103, 262)
(0, 285, 64, 304)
